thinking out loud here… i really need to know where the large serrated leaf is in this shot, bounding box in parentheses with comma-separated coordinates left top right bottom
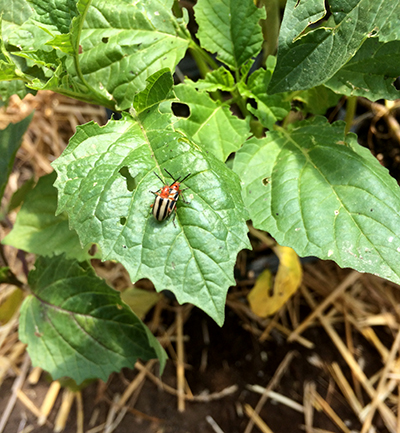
(174, 84, 250, 162)
(0, 113, 33, 202)
(233, 116, 400, 285)
(268, 0, 400, 94)
(1, 0, 190, 109)
(52, 72, 250, 325)
(19, 255, 167, 384)
(194, 0, 265, 70)
(68, 0, 190, 109)
(2, 172, 94, 261)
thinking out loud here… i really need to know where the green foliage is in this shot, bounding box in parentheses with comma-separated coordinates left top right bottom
(174, 84, 251, 161)
(194, 0, 266, 70)
(268, 0, 400, 94)
(1, 0, 190, 109)
(2, 0, 400, 384)
(233, 117, 400, 284)
(52, 71, 251, 325)
(0, 114, 33, 202)
(19, 255, 167, 384)
(238, 57, 291, 130)
(3, 172, 95, 261)
(325, 38, 400, 99)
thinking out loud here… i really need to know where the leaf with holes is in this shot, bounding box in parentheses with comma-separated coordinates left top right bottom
(233, 116, 400, 285)
(52, 71, 250, 325)
(174, 83, 251, 162)
(1, 0, 190, 109)
(19, 255, 167, 384)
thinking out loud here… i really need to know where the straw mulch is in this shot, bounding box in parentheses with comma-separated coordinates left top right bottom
(0, 91, 400, 433)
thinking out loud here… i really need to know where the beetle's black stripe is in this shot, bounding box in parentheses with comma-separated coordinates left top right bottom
(167, 192, 179, 216)
(168, 199, 177, 213)
(168, 191, 179, 201)
(153, 190, 180, 221)
(153, 197, 167, 221)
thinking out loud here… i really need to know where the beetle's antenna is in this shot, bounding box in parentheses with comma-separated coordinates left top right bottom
(164, 169, 179, 183)
(153, 171, 164, 184)
(180, 173, 191, 183)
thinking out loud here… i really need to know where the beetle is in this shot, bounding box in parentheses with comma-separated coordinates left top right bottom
(150, 169, 191, 225)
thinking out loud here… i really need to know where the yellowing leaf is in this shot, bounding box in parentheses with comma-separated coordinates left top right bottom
(247, 246, 302, 317)
(121, 288, 161, 319)
(247, 269, 273, 317)
(0, 288, 23, 325)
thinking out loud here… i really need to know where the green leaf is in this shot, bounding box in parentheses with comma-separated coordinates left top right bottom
(325, 38, 400, 100)
(239, 59, 255, 82)
(194, 0, 265, 70)
(5, 0, 74, 66)
(29, 0, 79, 34)
(174, 84, 251, 161)
(68, 0, 190, 110)
(0, 38, 21, 83)
(1, 0, 190, 110)
(19, 255, 167, 384)
(184, 67, 235, 92)
(0, 113, 33, 202)
(133, 68, 175, 113)
(2, 172, 95, 261)
(239, 58, 290, 130)
(290, 85, 341, 116)
(52, 74, 250, 325)
(0, 0, 33, 42)
(0, 80, 35, 105)
(8, 177, 35, 211)
(233, 116, 400, 285)
(268, 0, 400, 93)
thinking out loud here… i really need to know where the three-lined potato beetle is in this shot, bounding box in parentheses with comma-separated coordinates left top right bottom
(150, 169, 191, 226)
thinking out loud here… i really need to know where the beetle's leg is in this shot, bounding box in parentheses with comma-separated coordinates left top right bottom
(179, 188, 190, 203)
(172, 210, 177, 227)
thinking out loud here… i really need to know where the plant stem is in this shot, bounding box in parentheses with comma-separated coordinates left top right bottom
(344, 96, 357, 134)
(188, 43, 223, 102)
(188, 42, 219, 76)
(259, 0, 281, 64)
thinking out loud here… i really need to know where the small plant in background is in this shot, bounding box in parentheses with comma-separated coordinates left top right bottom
(1, 0, 400, 385)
